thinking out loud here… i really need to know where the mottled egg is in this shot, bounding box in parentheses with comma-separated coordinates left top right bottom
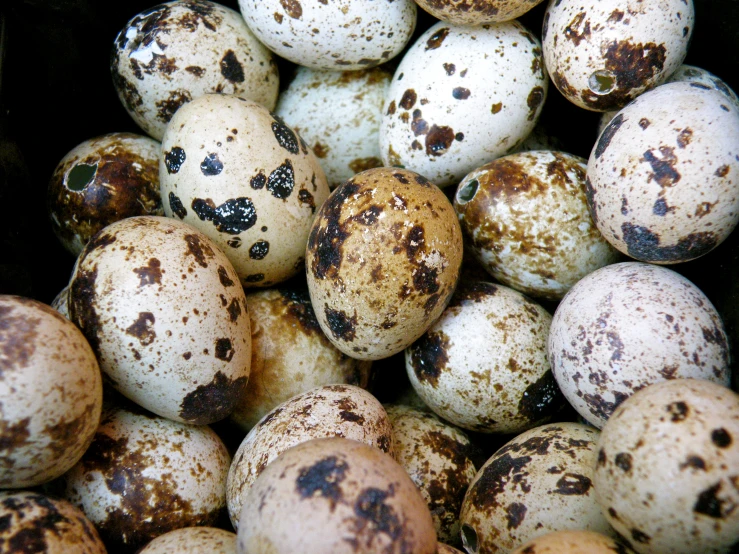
(237, 437, 437, 554)
(542, 0, 694, 111)
(51, 283, 70, 318)
(438, 544, 465, 554)
(511, 530, 636, 554)
(47, 132, 163, 257)
(0, 295, 102, 488)
(275, 67, 391, 188)
(229, 287, 372, 432)
(138, 527, 237, 554)
(306, 167, 463, 360)
(238, 0, 416, 71)
(415, 0, 545, 25)
(0, 491, 106, 553)
(226, 384, 394, 528)
(459, 423, 613, 554)
(111, 0, 278, 140)
(61, 402, 231, 553)
(587, 82, 739, 263)
(594, 379, 739, 554)
(454, 150, 621, 301)
(68, 216, 251, 425)
(548, 262, 731, 429)
(406, 282, 562, 434)
(380, 20, 548, 187)
(160, 93, 330, 287)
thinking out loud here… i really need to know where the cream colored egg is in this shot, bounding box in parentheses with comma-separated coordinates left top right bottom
(511, 530, 636, 554)
(51, 284, 70, 318)
(138, 527, 237, 554)
(437, 544, 465, 554)
(414, 0, 545, 25)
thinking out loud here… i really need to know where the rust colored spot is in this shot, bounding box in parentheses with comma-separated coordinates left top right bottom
(133, 258, 162, 287)
(408, 331, 449, 388)
(526, 87, 545, 120)
(312, 142, 329, 159)
(642, 146, 680, 187)
(608, 9, 624, 22)
(185, 65, 205, 77)
(274, 12, 283, 23)
(399, 89, 417, 110)
(715, 165, 730, 177)
(386, 100, 397, 116)
(0, 417, 31, 450)
(564, 12, 591, 46)
(179, 371, 247, 424)
(184, 233, 215, 268)
(425, 125, 455, 157)
(491, 102, 502, 114)
(677, 128, 693, 148)
(280, 0, 302, 19)
(125, 312, 156, 346)
(425, 27, 449, 50)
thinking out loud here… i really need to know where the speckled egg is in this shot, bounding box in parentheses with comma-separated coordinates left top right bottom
(111, 0, 278, 140)
(0, 295, 102, 488)
(454, 150, 621, 301)
(380, 20, 548, 187)
(511, 530, 636, 554)
(138, 527, 237, 554)
(587, 82, 739, 263)
(47, 133, 163, 257)
(406, 282, 562, 434)
(238, 0, 416, 71)
(542, 0, 694, 111)
(61, 402, 231, 553)
(68, 216, 251, 424)
(274, 66, 391, 189)
(385, 404, 477, 546)
(160, 93, 330, 287)
(237, 436, 437, 554)
(306, 167, 463, 360)
(51, 283, 70, 318)
(0, 491, 106, 553)
(229, 287, 373, 432)
(438, 544, 466, 554)
(459, 423, 614, 554)
(415, 0, 545, 25)
(226, 384, 394, 528)
(594, 379, 739, 554)
(548, 262, 731, 429)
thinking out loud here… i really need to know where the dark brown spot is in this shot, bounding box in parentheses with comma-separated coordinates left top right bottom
(667, 401, 689, 422)
(443, 63, 455, 75)
(179, 371, 247, 424)
(553, 473, 592, 495)
(526, 87, 545, 120)
(214, 338, 233, 362)
(0, 418, 31, 451)
(425, 125, 455, 157)
(426, 27, 449, 50)
(615, 452, 632, 472)
(296, 456, 348, 508)
(491, 102, 502, 114)
(518, 370, 562, 422)
(631, 528, 651, 544)
(184, 233, 215, 267)
(453, 87, 471, 100)
(348, 157, 382, 174)
(642, 147, 680, 187)
(694, 482, 730, 519)
(677, 128, 693, 148)
(715, 165, 730, 178)
(467, 453, 532, 510)
(217, 266, 234, 287)
(280, 0, 302, 18)
(156, 89, 191, 123)
(506, 502, 527, 529)
(583, 391, 630, 422)
(133, 258, 162, 287)
(220, 50, 244, 83)
(399, 89, 417, 110)
(620, 224, 717, 263)
(185, 65, 205, 77)
(408, 331, 450, 389)
(353, 488, 403, 542)
(324, 306, 357, 342)
(680, 456, 706, 471)
(564, 12, 591, 46)
(711, 428, 732, 448)
(125, 312, 156, 346)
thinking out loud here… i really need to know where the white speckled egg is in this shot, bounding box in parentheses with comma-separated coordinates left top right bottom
(138, 527, 237, 554)
(594, 379, 739, 554)
(414, 0, 545, 25)
(380, 21, 548, 187)
(51, 283, 70, 318)
(238, 0, 416, 71)
(0, 296, 102, 488)
(111, 0, 278, 140)
(160, 93, 330, 287)
(68, 216, 251, 425)
(226, 384, 394, 529)
(542, 0, 694, 111)
(511, 530, 636, 554)
(587, 82, 739, 264)
(454, 150, 621, 301)
(275, 67, 391, 189)
(548, 262, 730, 429)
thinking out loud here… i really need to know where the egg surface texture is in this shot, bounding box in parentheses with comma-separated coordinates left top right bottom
(510, 530, 636, 554)
(161, 93, 330, 287)
(414, 0, 545, 25)
(68, 216, 251, 425)
(138, 527, 237, 554)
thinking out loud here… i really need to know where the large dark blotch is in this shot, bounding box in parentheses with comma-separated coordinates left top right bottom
(168, 192, 187, 219)
(526, 86, 545, 121)
(191, 197, 258, 235)
(620, 223, 717, 263)
(354, 488, 401, 540)
(249, 240, 269, 260)
(266, 160, 295, 199)
(1, 494, 70, 550)
(426, 27, 449, 50)
(164, 147, 186, 174)
(711, 428, 732, 448)
(179, 371, 247, 424)
(694, 482, 730, 519)
(324, 306, 357, 342)
(641, 147, 680, 187)
(280, 289, 322, 335)
(399, 89, 417, 110)
(506, 502, 527, 530)
(271, 116, 300, 154)
(296, 455, 348, 506)
(468, 453, 532, 510)
(184, 233, 215, 268)
(214, 338, 234, 362)
(554, 473, 592, 495)
(133, 258, 162, 287)
(425, 125, 455, 157)
(125, 312, 156, 346)
(594, 113, 624, 159)
(518, 370, 562, 422)
(408, 331, 449, 389)
(69, 266, 102, 354)
(220, 50, 244, 83)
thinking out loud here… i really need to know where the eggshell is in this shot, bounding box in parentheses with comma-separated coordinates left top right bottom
(511, 530, 636, 554)
(138, 527, 237, 554)
(51, 284, 70, 318)
(0, 295, 102, 488)
(548, 262, 731, 429)
(306, 167, 463, 360)
(160, 93, 330, 287)
(587, 82, 739, 263)
(594, 379, 739, 553)
(111, 0, 278, 140)
(437, 544, 465, 554)
(414, 0, 545, 25)
(236, 437, 437, 554)
(68, 216, 251, 425)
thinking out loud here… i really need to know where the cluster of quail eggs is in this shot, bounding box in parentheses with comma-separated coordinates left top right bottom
(1, 0, 737, 552)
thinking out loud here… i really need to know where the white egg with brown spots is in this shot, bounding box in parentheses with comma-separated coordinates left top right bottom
(414, 0, 545, 25)
(138, 527, 237, 554)
(511, 530, 636, 554)
(68, 216, 251, 425)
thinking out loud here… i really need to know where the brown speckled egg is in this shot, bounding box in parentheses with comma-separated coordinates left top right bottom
(587, 82, 739, 263)
(237, 437, 437, 554)
(542, 0, 693, 112)
(415, 0, 544, 25)
(306, 167, 463, 360)
(0, 295, 102, 488)
(111, 0, 278, 140)
(454, 151, 621, 301)
(594, 379, 739, 554)
(511, 530, 636, 554)
(68, 216, 251, 425)
(47, 133, 163, 257)
(437, 544, 465, 554)
(385, 404, 477, 546)
(229, 287, 372, 432)
(51, 283, 70, 318)
(0, 491, 106, 553)
(226, 384, 394, 528)
(160, 93, 330, 287)
(61, 402, 231, 553)
(138, 527, 237, 554)
(459, 423, 614, 554)
(406, 282, 562, 434)
(548, 262, 731, 429)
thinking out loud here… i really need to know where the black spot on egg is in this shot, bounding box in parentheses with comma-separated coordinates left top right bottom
(408, 331, 449, 388)
(614, 452, 632, 472)
(125, 312, 156, 346)
(178, 371, 247, 424)
(249, 240, 269, 260)
(200, 153, 223, 176)
(164, 147, 186, 174)
(711, 428, 732, 448)
(505, 502, 527, 529)
(620, 223, 718, 263)
(266, 160, 295, 199)
(214, 338, 234, 361)
(250, 172, 266, 189)
(595, 113, 625, 159)
(518, 370, 562, 422)
(324, 306, 357, 342)
(168, 192, 187, 218)
(191, 197, 258, 234)
(220, 50, 244, 83)
(271, 115, 300, 154)
(554, 473, 592, 495)
(296, 456, 348, 506)
(353, 488, 402, 540)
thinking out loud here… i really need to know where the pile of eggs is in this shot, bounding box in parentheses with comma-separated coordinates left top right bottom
(1, 0, 738, 552)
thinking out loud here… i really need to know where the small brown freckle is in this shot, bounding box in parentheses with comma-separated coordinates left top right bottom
(183, 352, 192, 360)
(491, 102, 502, 114)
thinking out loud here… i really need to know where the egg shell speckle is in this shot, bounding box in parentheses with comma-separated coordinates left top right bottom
(510, 529, 636, 554)
(414, 0, 545, 25)
(138, 526, 237, 554)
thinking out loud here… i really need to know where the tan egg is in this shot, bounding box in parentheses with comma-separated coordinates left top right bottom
(0, 296, 102, 488)
(415, 0, 545, 25)
(160, 93, 330, 287)
(306, 167, 463, 360)
(385, 404, 477, 546)
(226, 384, 394, 529)
(0, 491, 106, 553)
(459, 423, 614, 554)
(68, 216, 251, 425)
(230, 287, 372, 432)
(437, 544, 465, 554)
(61, 402, 231, 553)
(236, 437, 437, 554)
(510, 530, 636, 554)
(138, 527, 237, 554)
